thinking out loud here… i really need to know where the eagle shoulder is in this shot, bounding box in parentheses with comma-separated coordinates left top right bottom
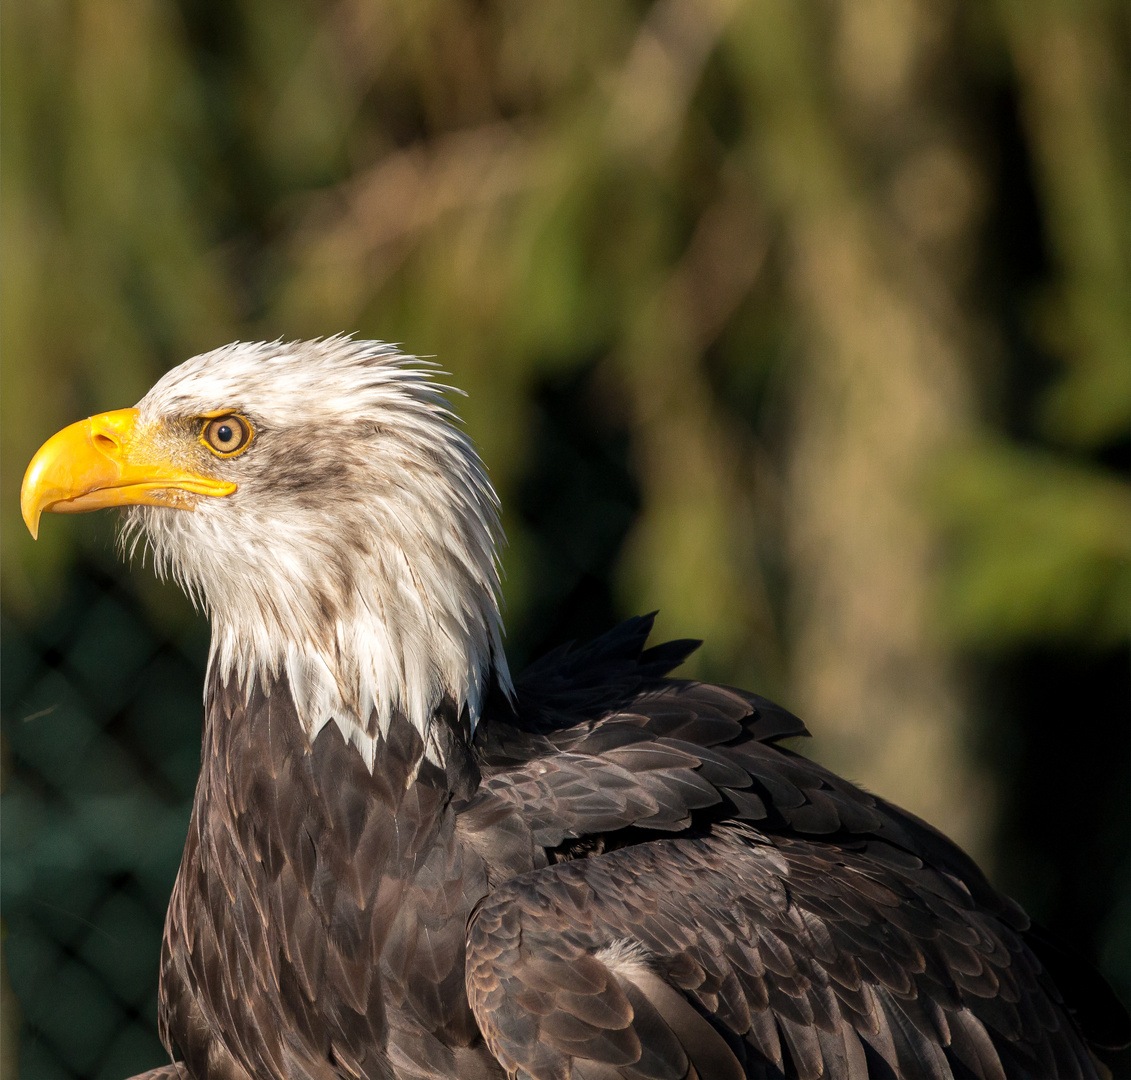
(458, 615, 1123, 1080)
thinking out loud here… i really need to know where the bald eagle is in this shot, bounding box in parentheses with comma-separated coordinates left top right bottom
(21, 339, 1128, 1080)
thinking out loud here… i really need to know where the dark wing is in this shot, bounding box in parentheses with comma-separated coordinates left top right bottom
(460, 674, 805, 887)
(470, 613, 809, 863)
(466, 829, 1106, 1080)
(473, 620, 1008, 923)
(465, 616, 1128, 1077)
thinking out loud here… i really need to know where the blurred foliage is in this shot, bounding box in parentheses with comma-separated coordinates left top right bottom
(1, 0, 1128, 1077)
(936, 0, 1131, 645)
(938, 443, 1131, 644)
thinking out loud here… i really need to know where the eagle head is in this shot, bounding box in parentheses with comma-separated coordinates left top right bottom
(21, 338, 512, 766)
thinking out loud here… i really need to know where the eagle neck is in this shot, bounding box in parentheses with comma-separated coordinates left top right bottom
(160, 667, 481, 1076)
(203, 594, 508, 773)
(203, 665, 481, 802)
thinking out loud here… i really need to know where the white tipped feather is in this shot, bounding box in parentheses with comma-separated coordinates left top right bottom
(122, 338, 511, 768)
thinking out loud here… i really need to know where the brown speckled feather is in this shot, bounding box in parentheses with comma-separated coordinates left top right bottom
(150, 615, 1127, 1080)
(159, 667, 501, 1080)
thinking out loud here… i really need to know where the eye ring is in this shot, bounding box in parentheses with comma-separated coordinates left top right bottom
(201, 414, 253, 457)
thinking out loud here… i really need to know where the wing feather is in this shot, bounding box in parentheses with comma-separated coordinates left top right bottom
(463, 618, 1124, 1078)
(465, 828, 1107, 1079)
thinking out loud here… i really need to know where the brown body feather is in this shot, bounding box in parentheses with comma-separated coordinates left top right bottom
(152, 615, 1127, 1080)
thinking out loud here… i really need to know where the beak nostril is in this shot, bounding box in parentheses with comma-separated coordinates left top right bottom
(91, 432, 117, 451)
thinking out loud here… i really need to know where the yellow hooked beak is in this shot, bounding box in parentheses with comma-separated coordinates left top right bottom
(21, 408, 237, 539)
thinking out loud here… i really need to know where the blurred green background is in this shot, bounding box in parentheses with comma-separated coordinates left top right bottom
(1, 1, 1128, 1077)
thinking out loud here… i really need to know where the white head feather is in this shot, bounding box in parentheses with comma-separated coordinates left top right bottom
(123, 337, 512, 768)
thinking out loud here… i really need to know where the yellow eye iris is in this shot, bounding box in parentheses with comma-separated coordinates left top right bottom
(201, 414, 253, 457)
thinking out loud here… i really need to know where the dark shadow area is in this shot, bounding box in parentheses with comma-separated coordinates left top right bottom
(508, 361, 641, 668)
(977, 647, 1131, 1013)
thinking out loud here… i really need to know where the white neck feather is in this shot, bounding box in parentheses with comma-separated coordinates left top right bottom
(199, 523, 508, 770)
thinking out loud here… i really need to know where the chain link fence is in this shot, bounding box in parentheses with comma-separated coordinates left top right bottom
(2, 564, 208, 1080)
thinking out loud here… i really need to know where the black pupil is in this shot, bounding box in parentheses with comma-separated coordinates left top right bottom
(217, 425, 233, 443)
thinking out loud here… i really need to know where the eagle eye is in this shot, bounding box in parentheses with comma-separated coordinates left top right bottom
(201, 414, 253, 457)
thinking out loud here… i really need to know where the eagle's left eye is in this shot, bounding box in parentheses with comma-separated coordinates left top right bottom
(202, 414, 253, 457)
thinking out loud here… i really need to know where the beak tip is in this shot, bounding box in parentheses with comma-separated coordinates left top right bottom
(21, 455, 47, 539)
(20, 492, 42, 540)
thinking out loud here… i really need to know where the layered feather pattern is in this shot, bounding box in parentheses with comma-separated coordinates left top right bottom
(152, 615, 1125, 1080)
